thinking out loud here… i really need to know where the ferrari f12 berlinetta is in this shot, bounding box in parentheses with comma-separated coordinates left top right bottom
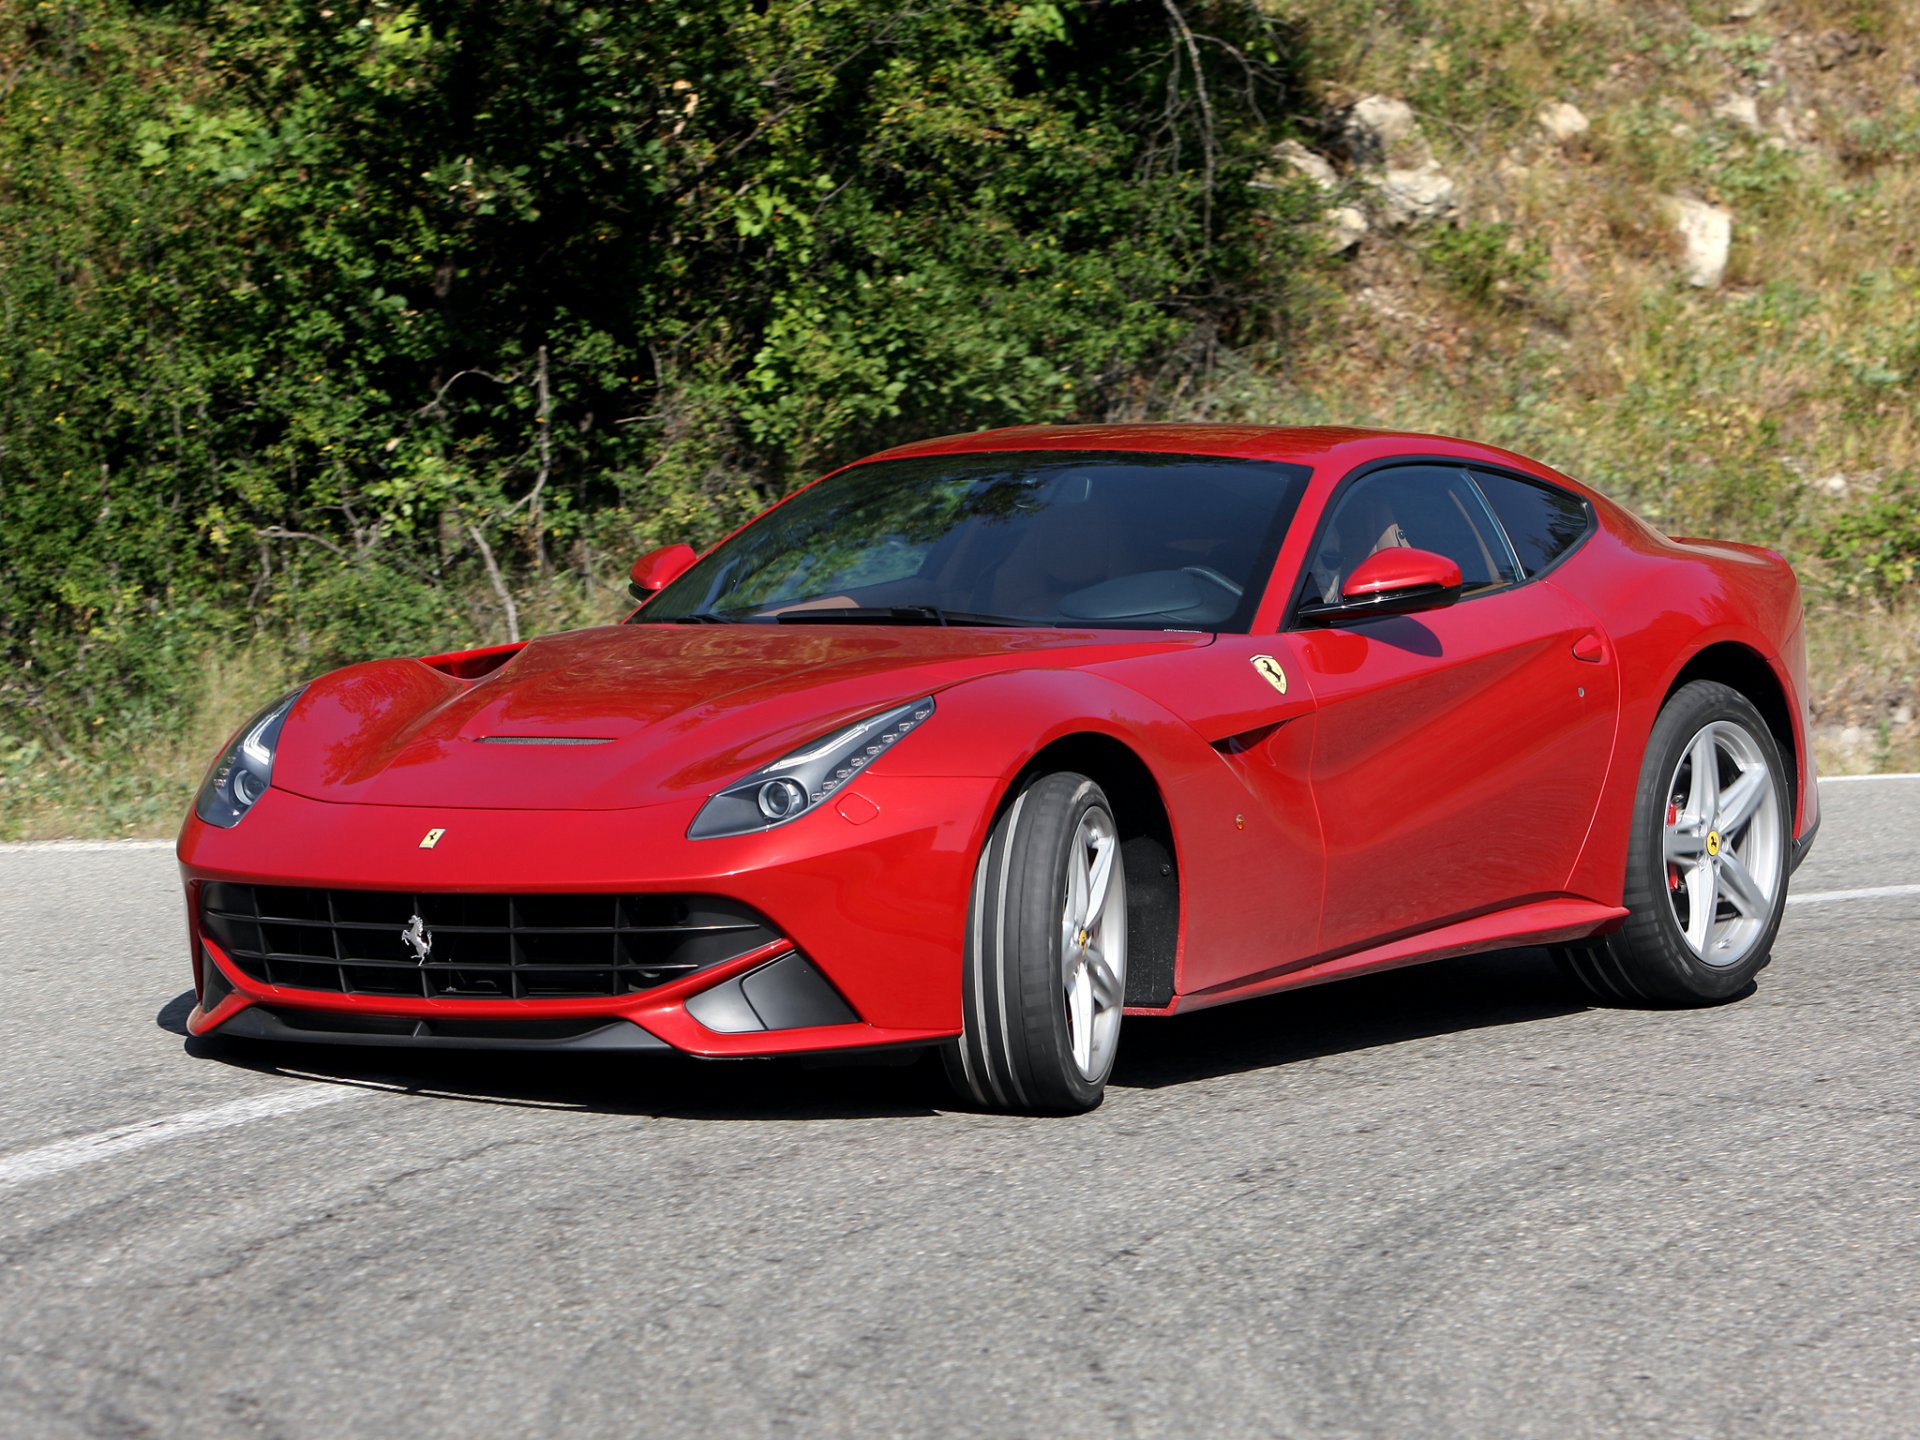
(180, 425, 1818, 1112)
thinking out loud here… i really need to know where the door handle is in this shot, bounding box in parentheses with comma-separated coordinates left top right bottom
(1572, 630, 1608, 664)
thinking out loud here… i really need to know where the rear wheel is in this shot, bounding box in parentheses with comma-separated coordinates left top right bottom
(943, 772, 1128, 1114)
(1559, 680, 1790, 1005)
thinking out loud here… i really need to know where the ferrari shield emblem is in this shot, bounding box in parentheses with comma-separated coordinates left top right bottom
(419, 827, 446, 849)
(1250, 655, 1288, 695)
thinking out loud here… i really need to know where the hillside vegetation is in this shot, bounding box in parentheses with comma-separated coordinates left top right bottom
(1, 0, 1914, 837)
(1245, 0, 1920, 780)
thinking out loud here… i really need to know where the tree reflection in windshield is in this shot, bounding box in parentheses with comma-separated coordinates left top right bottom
(634, 451, 1311, 632)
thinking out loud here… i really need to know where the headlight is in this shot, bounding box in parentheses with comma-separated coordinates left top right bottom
(688, 696, 936, 839)
(194, 688, 305, 829)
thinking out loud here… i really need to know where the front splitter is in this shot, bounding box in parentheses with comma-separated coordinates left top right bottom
(210, 1004, 673, 1051)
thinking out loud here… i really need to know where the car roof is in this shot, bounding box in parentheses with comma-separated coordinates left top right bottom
(859, 422, 1593, 498)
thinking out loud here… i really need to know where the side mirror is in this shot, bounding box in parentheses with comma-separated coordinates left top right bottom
(1305, 546, 1463, 622)
(629, 543, 697, 600)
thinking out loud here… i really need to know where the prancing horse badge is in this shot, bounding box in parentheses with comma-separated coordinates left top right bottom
(1250, 654, 1288, 695)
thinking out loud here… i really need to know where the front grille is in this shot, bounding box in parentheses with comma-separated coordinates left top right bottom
(199, 884, 778, 1000)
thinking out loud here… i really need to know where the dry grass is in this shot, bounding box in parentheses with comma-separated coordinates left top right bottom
(1242, 0, 1920, 772)
(9, 0, 1917, 835)
(1807, 597, 1920, 774)
(1, 643, 294, 840)
(0, 569, 638, 839)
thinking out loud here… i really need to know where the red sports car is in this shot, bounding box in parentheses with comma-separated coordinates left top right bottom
(180, 425, 1818, 1113)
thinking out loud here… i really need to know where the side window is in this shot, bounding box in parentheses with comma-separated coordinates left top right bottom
(1307, 465, 1519, 604)
(1472, 470, 1592, 577)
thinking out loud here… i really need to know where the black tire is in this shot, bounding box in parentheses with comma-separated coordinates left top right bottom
(943, 771, 1127, 1115)
(1559, 679, 1790, 1006)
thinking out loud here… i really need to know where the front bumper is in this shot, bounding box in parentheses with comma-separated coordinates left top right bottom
(1789, 805, 1821, 875)
(211, 1006, 674, 1051)
(179, 775, 996, 1058)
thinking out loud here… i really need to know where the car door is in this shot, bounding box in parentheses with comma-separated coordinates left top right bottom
(1289, 462, 1620, 956)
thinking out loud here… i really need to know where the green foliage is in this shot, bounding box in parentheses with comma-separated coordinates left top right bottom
(1400, 15, 1532, 130)
(0, 0, 1319, 807)
(1421, 220, 1547, 306)
(1844, 102, 1920, 166)
(1822, 479, 1920, 602)
(1637, 20, 1774, 80)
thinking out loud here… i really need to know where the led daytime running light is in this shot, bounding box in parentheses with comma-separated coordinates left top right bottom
(688, 696, 936, 840)
(810, 703, 931, 804)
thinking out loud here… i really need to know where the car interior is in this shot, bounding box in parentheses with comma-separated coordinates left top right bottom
(1308, 467, 1518, 605)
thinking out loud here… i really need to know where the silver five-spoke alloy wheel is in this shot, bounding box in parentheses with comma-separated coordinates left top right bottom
(946, 771, 1131, 1112)
(1060, 806, 1128, 1081)
(1662, 718, 1783, 968)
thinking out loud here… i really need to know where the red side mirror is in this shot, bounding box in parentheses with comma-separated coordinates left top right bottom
(629, 543, 698, 598)
(1333, 546, 1464, 616)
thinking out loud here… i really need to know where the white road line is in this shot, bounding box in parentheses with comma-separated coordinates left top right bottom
(1787, 884, 1920, 908)
(0, 1087, 360, 1195)
(0, 838, 175, 853)
(0, 771, 1912, 1191)
(0, 869, 1906, 1195)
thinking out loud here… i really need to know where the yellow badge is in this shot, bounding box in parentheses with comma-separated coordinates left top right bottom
(1250, 654, 1288, 695)
(419, 827, 447, 850)
(1705, 830, 1720, 857)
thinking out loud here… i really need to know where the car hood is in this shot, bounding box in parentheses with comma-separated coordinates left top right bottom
(271, 623, 1211, 810)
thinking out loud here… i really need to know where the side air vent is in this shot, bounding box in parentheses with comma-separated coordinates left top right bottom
(1209, 721, 1287, 756)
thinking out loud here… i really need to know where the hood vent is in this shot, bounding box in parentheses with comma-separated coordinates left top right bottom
(476, 735, 615, 746)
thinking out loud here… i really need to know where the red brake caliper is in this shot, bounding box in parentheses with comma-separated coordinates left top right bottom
(1666, 802, 1683, 889)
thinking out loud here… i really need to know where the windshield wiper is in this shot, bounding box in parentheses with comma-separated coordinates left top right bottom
(651, 610, 748, 624)
(773, 605, 1028, 627)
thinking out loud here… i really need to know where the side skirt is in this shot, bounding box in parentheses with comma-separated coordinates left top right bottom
(1124, 897, 1629, 1016)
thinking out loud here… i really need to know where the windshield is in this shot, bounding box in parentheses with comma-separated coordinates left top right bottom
(634, 450, 1311, 631)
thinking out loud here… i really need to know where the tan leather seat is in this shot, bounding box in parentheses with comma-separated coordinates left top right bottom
(986, 503, 1134, 617)
(1314, 493, 1409, 602)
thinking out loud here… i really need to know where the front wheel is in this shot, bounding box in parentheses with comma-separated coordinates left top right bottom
(943, 772, 1129, 1114)
(1559, 679, 1790, 1005)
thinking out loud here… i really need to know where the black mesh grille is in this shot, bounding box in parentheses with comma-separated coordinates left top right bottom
(199, 884, 778, 999)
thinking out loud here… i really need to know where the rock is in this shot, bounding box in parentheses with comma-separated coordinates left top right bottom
(1355, 285, 1414, 323)
(1370, 167, 1459, 228)
(1274, 139, 1338, 190)
(1324, 204, 1370, 252)
(1536, 101, 1590, 144)
(1727, 0, 1764, 18)
(1345, 95, 1416, 154)
(1661, 196, 1733, 288)
(1713, 94, 1762, 132)
(1343, 95, 1434, 170)
(1892, 704, 1915, 727)
(1839, 725, 1867, 750)
(1817, 472, 1849, 497)
(1339, 95, 1455, 230)
(1260, 141, 1367, 251)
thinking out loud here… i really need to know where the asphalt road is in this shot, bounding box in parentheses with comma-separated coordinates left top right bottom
(2, 778, 1917, 1439)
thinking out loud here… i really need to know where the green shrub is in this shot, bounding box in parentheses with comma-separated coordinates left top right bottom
(0, 0, 1323, 810)
(1822, 480, 1920, 602)
(1421, 220, 1548, 305)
